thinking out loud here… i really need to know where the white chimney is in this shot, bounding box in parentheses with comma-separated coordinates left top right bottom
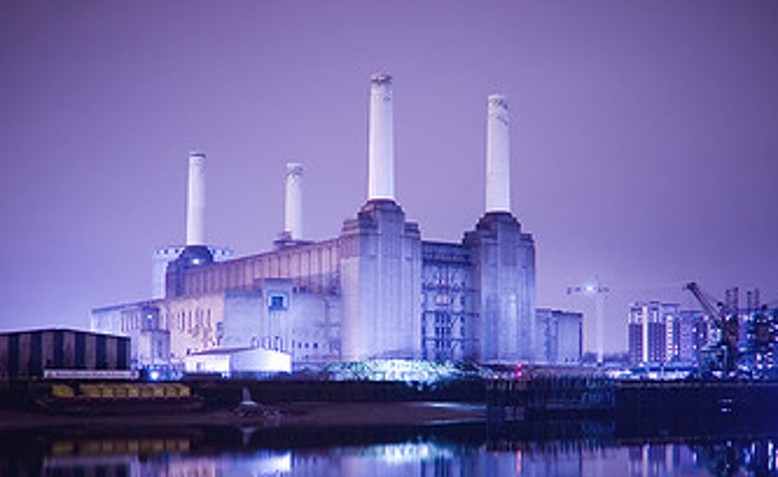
(486, 94, 511, 213)
(368, 73, 395, 201)
(284, 162, 303, 240)
(186, 151, 206, 245)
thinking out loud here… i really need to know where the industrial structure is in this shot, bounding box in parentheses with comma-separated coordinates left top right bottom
(152, 246, 233, 299)
(0, 329, 131, 383)
(535, 309, 583, 365)
(683, 283, 778, 377)
(627, 285, 778, 377)
(91, 74, 582, 375)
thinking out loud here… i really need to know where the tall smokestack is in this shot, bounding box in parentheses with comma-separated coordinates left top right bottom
(186, 151, 206, 246)
(486, 94, 511, 213)
(368, 73, 395, 201)
(284, 162, 303, 240)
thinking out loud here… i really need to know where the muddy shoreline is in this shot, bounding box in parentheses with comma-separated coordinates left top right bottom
(0, 401, 486, 432)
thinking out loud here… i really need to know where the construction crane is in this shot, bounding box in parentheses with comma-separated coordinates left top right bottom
(684, 282, 740, 378)
(567, 277, 610, 365)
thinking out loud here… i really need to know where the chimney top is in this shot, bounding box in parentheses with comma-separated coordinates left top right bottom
(371, 73, 392, 85)
(488, 94, 508, 108)
(286, 162, 303, 176)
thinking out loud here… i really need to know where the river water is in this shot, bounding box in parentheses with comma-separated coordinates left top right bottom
(2, 422, 776, 476)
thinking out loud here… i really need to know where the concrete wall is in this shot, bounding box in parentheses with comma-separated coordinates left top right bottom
(168, 239, 340, 298)
(222, 288, 265, 350)
(339, 199, 422, 361)
(231, 348, 292, 374)
(536, 309, 582, 365)
(556, 311, 583, 364)
(93, 278, 338, 370)
(150, 293, 225, 362)
(464, 212, 536, 363)
(92, 293, 226, 367)
(291, 292, 340, 366)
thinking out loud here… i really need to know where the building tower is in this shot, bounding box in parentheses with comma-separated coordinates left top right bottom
(628, 303, 645, 365)
(368, 74, 395, 200)
(275, 162, 307, 248)
(464, 94, 536, 363)
(339, 74, 422, 361)
(486, 94, 511, 212)
(284, 163, 304, 240)
(166, 152, 214, 297)
(186, 151, 206, 246)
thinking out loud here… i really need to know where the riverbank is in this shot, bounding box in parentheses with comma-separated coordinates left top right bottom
(0, 401, 486, 432)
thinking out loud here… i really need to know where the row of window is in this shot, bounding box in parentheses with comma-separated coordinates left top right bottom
(248, 335, 329, 355)
(423, 293, 468, 308)
(120, 309, 215, 335)
(171, 309, 213, 333)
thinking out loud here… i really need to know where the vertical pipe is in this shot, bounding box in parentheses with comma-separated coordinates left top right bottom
(486, 94, 511, 213)
(595, 292, 604, 364)
(368, 73, 395, 201)
(186, 151, 206, 246)
(284, 162, 303, 240)
(642, 304, 649, 364)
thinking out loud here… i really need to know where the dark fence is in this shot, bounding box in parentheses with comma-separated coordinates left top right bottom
(187, 377, 486, 409)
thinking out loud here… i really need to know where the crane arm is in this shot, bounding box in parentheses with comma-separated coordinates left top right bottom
(684, 282, 723, 324)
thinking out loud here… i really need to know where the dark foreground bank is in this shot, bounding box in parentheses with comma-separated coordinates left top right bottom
(0, 400, 486, 432)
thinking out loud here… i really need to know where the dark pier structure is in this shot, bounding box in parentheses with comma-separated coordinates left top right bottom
(487, 376, 778, 425)
(486, 375, 615, 421)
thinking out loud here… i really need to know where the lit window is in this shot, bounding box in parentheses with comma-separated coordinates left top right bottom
(268, 293, 288, 311)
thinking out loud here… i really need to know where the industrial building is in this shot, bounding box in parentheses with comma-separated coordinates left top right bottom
(535, 309, 583, 365)
(628, 291, 778, 372)
(0, 329, 130, 383)
(92, 74, 558, 374)
(152, 245, 233, 299)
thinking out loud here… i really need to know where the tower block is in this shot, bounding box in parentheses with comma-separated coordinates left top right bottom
(339, 75, 422, 361)
(340, 200, 422, 361)
(464, 95, 536, 362)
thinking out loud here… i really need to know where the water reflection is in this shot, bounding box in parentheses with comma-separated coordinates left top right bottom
(3, 426, 778, 476)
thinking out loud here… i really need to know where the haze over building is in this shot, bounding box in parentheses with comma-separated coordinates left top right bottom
(2, 2, 777, 358)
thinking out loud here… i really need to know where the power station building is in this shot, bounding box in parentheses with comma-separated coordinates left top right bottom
(92, 74, 551, 373)
(535, 309, 583, 365)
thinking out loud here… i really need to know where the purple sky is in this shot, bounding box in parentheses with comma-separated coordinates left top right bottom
(1, 1, 777, 353)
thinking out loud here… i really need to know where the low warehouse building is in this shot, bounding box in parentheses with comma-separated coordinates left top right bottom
(0, 329, 130, 383)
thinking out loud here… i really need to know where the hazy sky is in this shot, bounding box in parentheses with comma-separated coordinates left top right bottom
(1, 1, 777, 353)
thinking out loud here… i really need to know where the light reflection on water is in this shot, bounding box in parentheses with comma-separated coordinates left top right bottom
(5, 429, 778, 476)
